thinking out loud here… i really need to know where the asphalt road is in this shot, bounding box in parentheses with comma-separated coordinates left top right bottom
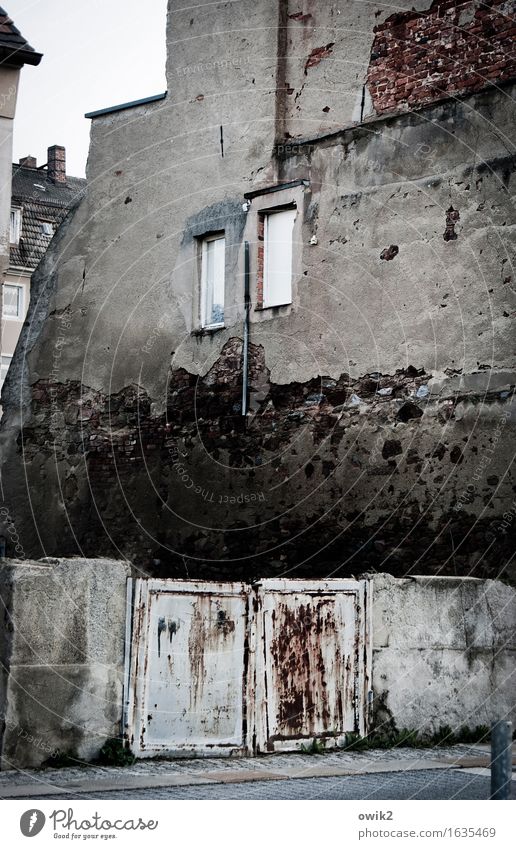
(8, 769, 515, 800)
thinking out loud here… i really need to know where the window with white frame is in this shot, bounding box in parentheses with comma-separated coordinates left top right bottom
(0, 355, 12, 392)
(3, 283, 24, 319)
(263, 207, 296, 308)
(9, 208, 21, 245)
(201, 234, 225, 328)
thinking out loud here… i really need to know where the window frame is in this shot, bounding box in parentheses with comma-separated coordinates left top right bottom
(9, 207, 21, 245)
(0, 354, 12, 392)
(3, 283, 24, 320)
(262, 206, 296, 309)
(200, 232, 226, 330)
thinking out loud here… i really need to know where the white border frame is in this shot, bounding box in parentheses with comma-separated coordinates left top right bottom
(200, 232, 225, 330)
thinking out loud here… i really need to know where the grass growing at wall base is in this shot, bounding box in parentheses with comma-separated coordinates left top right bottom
(97, 737, 136, 766)
(298, 725, 492, 754)
(42, 737, 136, 769)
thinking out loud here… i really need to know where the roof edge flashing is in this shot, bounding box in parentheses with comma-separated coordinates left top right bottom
(85, 91, 167, 119)
(244, 179, 310, 201)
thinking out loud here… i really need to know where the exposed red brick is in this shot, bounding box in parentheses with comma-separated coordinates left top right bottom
(367, 0, 516, 115)
(304, 43, 335, 73)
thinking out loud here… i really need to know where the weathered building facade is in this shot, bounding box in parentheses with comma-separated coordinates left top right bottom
(1, 0, 515, 584)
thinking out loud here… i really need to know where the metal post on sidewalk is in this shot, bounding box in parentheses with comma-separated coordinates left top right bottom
(491, 720, 513, 800)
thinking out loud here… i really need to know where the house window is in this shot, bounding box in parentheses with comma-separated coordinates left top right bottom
(201, 234, 225, 328)
(263, 207, 296, 308)
(3, 284, 24, 319)
(10, 208, 21, 245)
(39, 221, 54, 236)
(0, 355, 12, 392)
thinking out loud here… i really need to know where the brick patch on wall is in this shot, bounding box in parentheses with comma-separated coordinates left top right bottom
(256, 214, 265, 308)
(17, 340, 515, 579)
(367, 0, 516, 115)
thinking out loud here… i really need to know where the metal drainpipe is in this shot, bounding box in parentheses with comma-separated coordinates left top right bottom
(242, 241, 250, 417)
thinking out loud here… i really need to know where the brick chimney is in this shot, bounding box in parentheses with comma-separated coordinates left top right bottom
(47, 145, 66, 183)
(19, 155, 37, 168)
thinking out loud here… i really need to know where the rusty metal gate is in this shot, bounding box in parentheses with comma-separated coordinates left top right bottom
(126, 578, 371, 758)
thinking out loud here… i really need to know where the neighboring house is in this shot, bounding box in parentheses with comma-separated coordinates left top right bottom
(1, 148, 86, 392)
(0, 6, 41, 373)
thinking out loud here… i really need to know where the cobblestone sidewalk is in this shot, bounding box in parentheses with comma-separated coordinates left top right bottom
(0, 743, 501, 798)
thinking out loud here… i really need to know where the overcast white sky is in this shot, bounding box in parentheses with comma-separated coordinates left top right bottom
(7, 0, 168, 177)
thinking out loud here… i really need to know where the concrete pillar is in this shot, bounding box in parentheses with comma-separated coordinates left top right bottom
(0, 557, 130, 769)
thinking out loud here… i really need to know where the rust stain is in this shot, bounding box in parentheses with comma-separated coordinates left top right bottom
(188, 598, 207, 707)
(131, 599, 145, 692)
(270, 599, 335, 737)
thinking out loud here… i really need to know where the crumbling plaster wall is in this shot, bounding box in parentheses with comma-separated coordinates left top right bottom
(273, 85, 515, 379)
(372, 573, 516, 733)
(0, 558, 130, 769)
(281, 0, 432, 134)
(282, 0, 516, 135)
(0, 3, 514, 580)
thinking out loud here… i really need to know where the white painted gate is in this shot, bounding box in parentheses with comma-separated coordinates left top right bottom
(126, 578, 371, 757)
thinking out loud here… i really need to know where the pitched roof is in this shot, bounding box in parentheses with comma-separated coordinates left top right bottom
(0, 7, 42, 67)
(10, 164, 86, 270)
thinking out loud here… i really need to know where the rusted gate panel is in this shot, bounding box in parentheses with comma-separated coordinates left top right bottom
(126, 578, 371, 758)
(126, 580, 252, 757)
(254, 579, 371, 753)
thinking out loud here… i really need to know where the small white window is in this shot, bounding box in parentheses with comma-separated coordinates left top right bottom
(10, 208, 21, 245)
(201, 234, 225, 328)
(40, 221, 54, 236)
(3, 284, 24, 319)
(0, 355, 12, 391)
(263, 207, 296, 308)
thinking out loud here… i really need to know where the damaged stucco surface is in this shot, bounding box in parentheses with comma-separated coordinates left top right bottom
(0, 557, 130, 769)
(280, 0, 432, 133)
(0, 2, 514, 581)
(372, 573, 516, 732)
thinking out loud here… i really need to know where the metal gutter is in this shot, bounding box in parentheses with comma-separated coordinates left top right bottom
(241, 241, 250, 417)
(0, 46, 42, 66)
(85, 91, 167, 119)
(243, 179, 309, 200)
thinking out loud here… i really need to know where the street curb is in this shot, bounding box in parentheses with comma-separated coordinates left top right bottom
(0, 758, 471, 799)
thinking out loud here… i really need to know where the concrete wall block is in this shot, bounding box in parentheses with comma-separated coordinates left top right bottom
(373, 574, 516, 650)
(0, 557, 130, 769)
(373, 647, 516, 734)
(2, 663, 123, 768)
(372, 573, 516, 732)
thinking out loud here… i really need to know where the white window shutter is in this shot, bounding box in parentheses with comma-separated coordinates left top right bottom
(201, 235, 225, 327)
(264, 208, 295, 307)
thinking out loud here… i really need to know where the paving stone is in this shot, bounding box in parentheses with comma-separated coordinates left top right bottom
(6, 770, 514, 801)
(0, 744, 489, 794)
